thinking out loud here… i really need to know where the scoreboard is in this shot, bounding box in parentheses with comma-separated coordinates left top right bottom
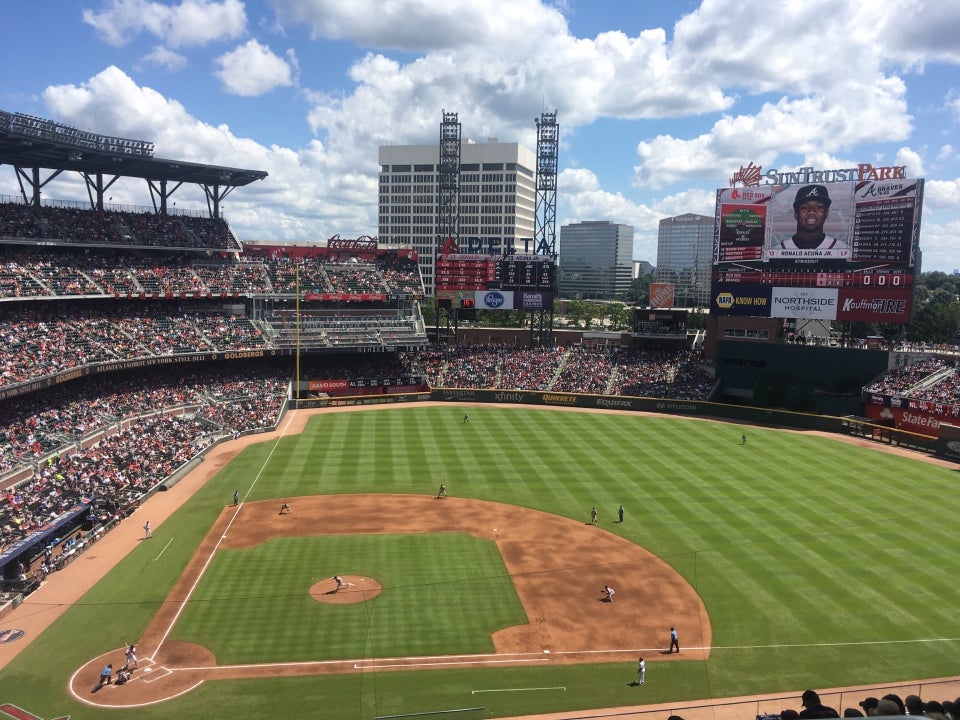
(496, 254, 556, 291)
(435, 252, 556, 311)
(713, 268, 913, 289)
(711, 177, 923, 324)
(435, 253, 497, 293)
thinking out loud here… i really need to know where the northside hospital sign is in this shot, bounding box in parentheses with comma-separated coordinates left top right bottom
(712, 162, 924, 324)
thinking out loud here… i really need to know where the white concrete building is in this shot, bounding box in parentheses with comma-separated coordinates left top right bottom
(378, 140, 536, 296)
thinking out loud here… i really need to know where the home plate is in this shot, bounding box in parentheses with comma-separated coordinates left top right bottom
(144, 667, 152, 673)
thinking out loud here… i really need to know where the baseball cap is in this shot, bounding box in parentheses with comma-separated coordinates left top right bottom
(793, 184, 832, 209)
(859, 698, 879, 711)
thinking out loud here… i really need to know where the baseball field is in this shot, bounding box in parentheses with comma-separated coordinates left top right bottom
(0, 404, 958, 720)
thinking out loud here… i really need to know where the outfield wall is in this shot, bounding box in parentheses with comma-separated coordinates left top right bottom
(429, 388, 941, 455)
(292, 387, 943, 456)
(431, 387, 843, 431)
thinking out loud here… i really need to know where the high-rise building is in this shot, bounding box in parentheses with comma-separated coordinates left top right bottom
(655, 213, 713, 308)
(558, 221, 634, 299)
(378, 140, 536, 296)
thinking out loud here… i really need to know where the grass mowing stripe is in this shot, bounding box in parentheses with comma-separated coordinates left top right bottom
(6, 407, 960, 720)
(173, 533, 526, 663)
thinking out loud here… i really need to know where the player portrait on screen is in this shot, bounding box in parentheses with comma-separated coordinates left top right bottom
(765, 184, 850, 261)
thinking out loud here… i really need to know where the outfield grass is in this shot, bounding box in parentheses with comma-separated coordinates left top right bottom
(1, 405, 958, 720)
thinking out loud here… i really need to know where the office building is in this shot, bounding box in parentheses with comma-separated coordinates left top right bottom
(655, 213, 713, 308)
(558, 221, 634, 299)
(378, 140, 536, 296)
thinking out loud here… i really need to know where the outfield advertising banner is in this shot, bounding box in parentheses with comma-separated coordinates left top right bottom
(770, 287, 838, 319)
(515, 290, 553, 310)
(711, 283, 772, 316)
(649, 282, 675, 309)
(476, 290, 514, 310)
(710, 284, 909, 321)
(836, 287, 912, 323)
(466, 290, 554, 311)
(863, 403, 946, 437)
(712, 175, 924, 321)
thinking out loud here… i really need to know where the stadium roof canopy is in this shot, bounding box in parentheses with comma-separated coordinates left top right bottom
(0, 110, 267, 214)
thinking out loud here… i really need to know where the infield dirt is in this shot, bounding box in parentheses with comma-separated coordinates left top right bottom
(1, 404, 956, 718)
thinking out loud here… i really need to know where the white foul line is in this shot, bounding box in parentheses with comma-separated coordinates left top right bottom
(153, 537, 174, 561)
(149, 410, 302, 662)
(472, 686, 566, 694)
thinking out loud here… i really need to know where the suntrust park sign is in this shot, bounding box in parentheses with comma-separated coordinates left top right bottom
(730, 161, 907, 187)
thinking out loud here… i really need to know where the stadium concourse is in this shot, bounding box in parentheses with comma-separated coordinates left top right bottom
(0, 406, 957, 720)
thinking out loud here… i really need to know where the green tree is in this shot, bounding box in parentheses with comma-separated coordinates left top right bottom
(607, 304, 633, 331)
(594, 303, 609, 329)
(906, 289, 960, 343)
(687, 308, 708, 330)
(420, 300, 437, 325)
(566, 300, 595, 329)
(625, 275, 652, 306)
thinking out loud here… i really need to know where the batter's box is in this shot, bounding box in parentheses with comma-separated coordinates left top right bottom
(141, 666, 173, 684)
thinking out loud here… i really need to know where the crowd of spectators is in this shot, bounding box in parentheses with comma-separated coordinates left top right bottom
(0, 305, 270, 390)
(0, 245, 423, 298)
(404, 344, 713, 399)
(0, 245, 423, 300)
(0, 364, 288, 568)
(762, 688, 959, 720)
(863, 357, 960, 408)
(0, 202, 237, 250)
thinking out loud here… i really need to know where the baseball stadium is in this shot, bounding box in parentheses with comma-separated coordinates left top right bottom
(0, 111, 958, 720)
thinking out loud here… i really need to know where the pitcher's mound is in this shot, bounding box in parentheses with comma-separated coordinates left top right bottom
(310, 575, 382, 604)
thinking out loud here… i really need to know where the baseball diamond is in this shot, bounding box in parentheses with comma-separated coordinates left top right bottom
(0, 405, 958, 720)
(69, 493, 709, 707)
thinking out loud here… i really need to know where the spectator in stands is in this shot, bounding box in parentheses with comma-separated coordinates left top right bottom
(881, 694, 905, 715)
(905, 695, 925, 716)
(799, 690, 839, 719)
(871, 698, 903, 716)
(859, 699, 879, 715)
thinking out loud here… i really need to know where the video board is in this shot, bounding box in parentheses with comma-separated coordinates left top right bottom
(496, 254, 556, 292)
(435, 253, 497, 294)
(436, 253, 556, 311)
(712, 178, 924, 323)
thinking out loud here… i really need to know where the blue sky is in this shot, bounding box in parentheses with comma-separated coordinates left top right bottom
(3, 0, 960, 271)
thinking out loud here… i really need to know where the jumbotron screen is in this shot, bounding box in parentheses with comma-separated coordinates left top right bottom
(711, 177, 924, 323)
(435, 254, 555, 311)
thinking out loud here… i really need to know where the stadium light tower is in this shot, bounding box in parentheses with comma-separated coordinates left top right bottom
(534, 111, 558, 258)
(434, 110, 462, 343)
(532, 111, 558, 345)
(437, 110, 461, 252)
